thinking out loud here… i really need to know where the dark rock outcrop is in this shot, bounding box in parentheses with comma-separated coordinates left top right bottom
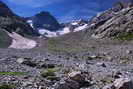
(0, 1, 39, 48)
(0, 1, 38, 36)
(0, 1, 14, 16)
(27, 11, 61, 31)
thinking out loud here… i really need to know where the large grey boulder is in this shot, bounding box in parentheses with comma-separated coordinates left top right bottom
(114, 78, 133, 89)
(103, 78, 133, 89)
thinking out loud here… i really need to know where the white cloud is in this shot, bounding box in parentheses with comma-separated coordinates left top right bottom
(7, 0, 62, 7)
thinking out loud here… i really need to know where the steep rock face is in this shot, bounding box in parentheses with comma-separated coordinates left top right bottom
(88, 2, 125, 29)
(0, 1, 38, 48)
(27, 11, 61, 31)
(92, 7, 133, 38)
(90, 2, 133, 38)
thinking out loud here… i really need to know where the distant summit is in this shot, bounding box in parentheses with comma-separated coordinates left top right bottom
(27, 11, 61, 31)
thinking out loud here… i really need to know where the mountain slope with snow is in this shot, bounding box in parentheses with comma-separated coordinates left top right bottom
(8, 32, 37, 49)
(0, 1, 38, 49)
(27, 11, 61, 31)
(27, 19, 89, 38)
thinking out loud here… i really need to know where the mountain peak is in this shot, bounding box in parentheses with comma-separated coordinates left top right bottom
(38, 11, 50, 14)
(36, 11, 51, 17)
(0, 1, 14, 16)
(29, 11, 61, 31)
(0, 1, 38, 36)
(0, 1, 7, 7)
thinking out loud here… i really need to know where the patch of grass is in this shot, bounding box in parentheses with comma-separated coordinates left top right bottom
(46, 38, 88, 54)
(47, 39, 70, 53)
(0, 84, 16, 89)
(0, 72, 26, 76)
(41, 68, 57, 78)
(41, 68, 60, 81)
(101, 77, 114, 84)
(120, 56, 130, 64)
(116, 33, 133, 41)
(47, 76, 59, 81)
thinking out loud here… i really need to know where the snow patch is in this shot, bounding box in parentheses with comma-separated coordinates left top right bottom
(57, 27, 71, 35)
(71, 22, 78, 25)
(73, 24, 88, 32)
(38, 27, 71, 37)
(8, 32, 37, 49)
(91, 34, 101, 39)
(37, 24, 88, 37)
(27, 20, 34, 28)
(38, 29, 57, 37)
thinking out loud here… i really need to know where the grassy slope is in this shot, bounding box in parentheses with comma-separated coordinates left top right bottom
(33, 29, 131, 55)
(33, 30, 104, 55)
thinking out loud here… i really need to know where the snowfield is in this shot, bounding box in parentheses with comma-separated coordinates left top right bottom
(27, 19, 89, 38)
(57, 27, 71, 35)
(73, 24, 88, 32)
(8, 32, 37, 49)
(27, 20, 34, 28)
(37, 25, 88, 37)
(38, 29, 57, 37)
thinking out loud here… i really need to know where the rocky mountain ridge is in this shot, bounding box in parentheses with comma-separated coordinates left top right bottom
(88, 1, 133, 39)
(0, 1, 37, 36)
(0, 1, 38, 48)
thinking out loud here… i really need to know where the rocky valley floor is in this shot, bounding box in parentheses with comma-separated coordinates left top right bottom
(1, 0, 133, 89)
(0, 37, 133, 89)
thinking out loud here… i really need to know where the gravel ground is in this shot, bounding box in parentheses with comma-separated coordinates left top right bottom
(0, 37, 133, 89)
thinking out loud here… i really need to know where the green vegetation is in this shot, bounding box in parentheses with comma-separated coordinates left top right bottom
(47, 38, 88, 54)
(116, 33, 133, 41)
(120, 56, 130, 64)
(101, 77, 113, 84)
(47, 39, 60, 51)
(41, 68, 57, 78)
(0, 72, 26, 76)
(0, 84, 16, 89)
(41, 68, 60, 80)
(47, 76, 59, 81)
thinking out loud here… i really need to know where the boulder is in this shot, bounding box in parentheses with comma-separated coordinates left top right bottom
(55, 80, 80, 89)
(103, 84, 115, 89)
(126, 50, 132, 54)
(17, 58, 37, 67)
(114, 78, 133, 89)
(55, 71, 91, 89)
(68, 71, 84, 82)
(96, 62, 107, 67)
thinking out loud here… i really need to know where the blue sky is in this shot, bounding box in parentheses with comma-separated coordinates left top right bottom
(2, 0, 121, 22)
